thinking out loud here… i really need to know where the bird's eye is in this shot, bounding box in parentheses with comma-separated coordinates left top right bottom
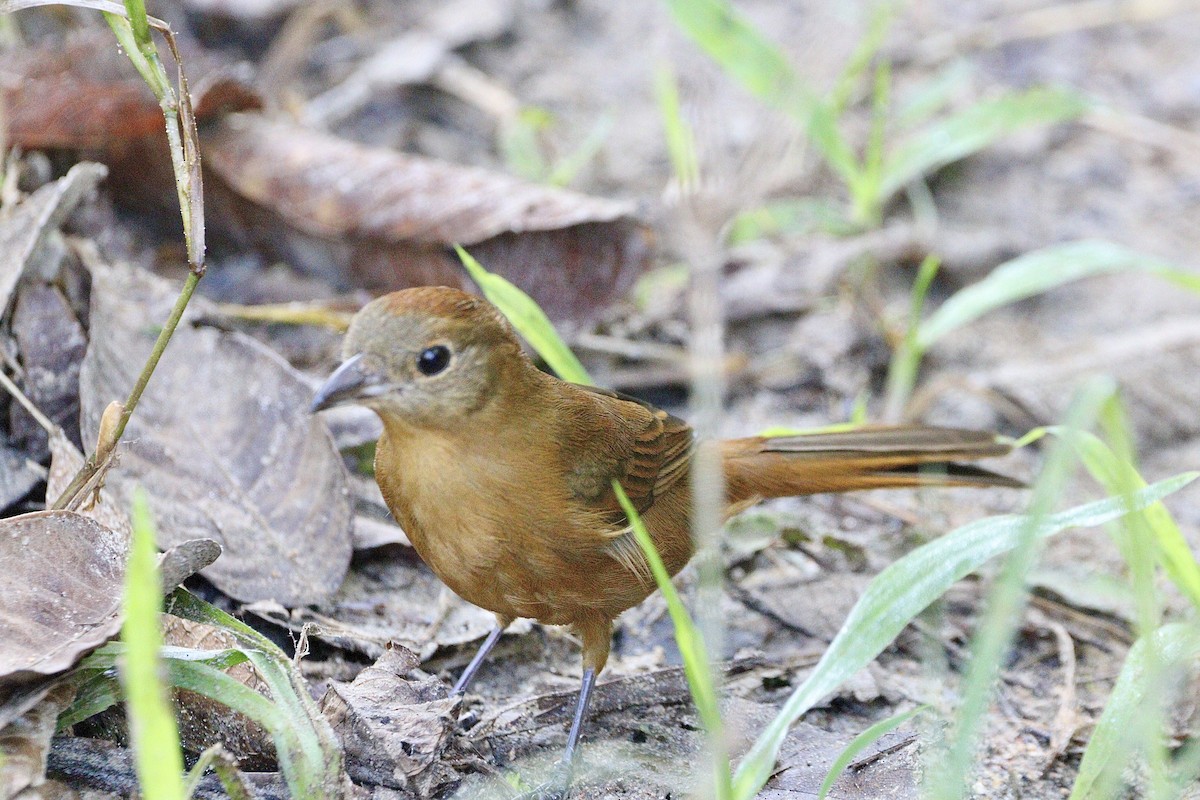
(416, 345, 451, 376)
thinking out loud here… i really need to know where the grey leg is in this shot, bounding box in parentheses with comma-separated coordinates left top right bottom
(560, 667, 597, 768)
(453, 624, 505, 695)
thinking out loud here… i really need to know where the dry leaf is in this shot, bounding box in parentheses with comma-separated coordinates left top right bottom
(259, 549, 497, 660)
(320, 645, 461, 796)
(8, 283, 87, 457)
(0, 163, 106, 317)
(203, 113, 654, 324)
(78, 263, 353, 606)
(957, 316, 1200, 446)
(0, 446, 42, 514)
(0, 682, 77, 799)
(0, 511, 126, 684)
(0, 29, 259, 152)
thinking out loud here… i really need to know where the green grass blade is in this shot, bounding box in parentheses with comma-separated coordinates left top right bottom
(896, 60, 975, 130)
(455, 245, 591, 385)
(1069, 623, 1200, 800)
(614, 481, 732, 800)
(917, 240, 1200, 351)
(818, 704, 927, 800)
(730, 472, 1197, 797)
(883, 253, 940, 420)
(879, 87, 1087, 201)
(1051, 425, 1200, 612)
(122, 490, 186, 800)
(656, 63, 699, 188)
(828, 1, 897, 116)
(726, 197, 859, 243)
(663, 0, 857, 182)
(930, 379, 1113, 799)
(164, 590, 343, 798)
(59, 669, 123, 732)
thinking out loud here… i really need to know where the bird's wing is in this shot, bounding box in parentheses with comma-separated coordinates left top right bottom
(558, 384, 694, 524)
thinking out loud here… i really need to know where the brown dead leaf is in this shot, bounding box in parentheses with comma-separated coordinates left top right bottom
(203, 113, 654, 324)
(0, 682, 77, 799)
(0, 29, 260, 152)
(78, 263, 353, 606)
(0, 511, 126, 684)
(158, 540, 223, 592)
(320, 645, 462, 796)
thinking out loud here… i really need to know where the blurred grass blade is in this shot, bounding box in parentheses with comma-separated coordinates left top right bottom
(663, 0, 856, 182)
(730, 472, 1197, 797)
(896, 60, 975, 130)
(456, 245, 591, 385)
(123, 490, 186, 800)
(726, 197, 858, 243)
(1069, 623, 1200, 800)
(1051, 425, 1200, 611)
(883, 253, 940, 420)
(818, 704, 926, 799)
(614, 482, 732, 799)
(930, 378, 1113, 800)
(828, 1, 896, 116)
(917, 240, 1200, 351)
(880, 87, 1087, 201)
(656, 64, 699, 188)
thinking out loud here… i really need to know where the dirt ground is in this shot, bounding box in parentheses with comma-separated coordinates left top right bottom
(6, 0, 1200, 798)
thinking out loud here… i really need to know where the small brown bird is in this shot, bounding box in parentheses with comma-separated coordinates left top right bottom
(312, 286, 1017, 793)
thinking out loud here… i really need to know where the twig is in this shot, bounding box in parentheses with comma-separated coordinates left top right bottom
(0, 0, 211, 511)
(0, 367, 57, 435)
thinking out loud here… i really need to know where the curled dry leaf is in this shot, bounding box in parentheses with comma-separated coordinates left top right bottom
(203, 114, 654, 324)
(158, 539, 224, 592)
(319, 645, 462, 796)
(0, 511, 126, 684)
(79, 263, 353, 606)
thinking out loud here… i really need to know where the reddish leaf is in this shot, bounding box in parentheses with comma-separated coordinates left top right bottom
(0, 29, 260, 152)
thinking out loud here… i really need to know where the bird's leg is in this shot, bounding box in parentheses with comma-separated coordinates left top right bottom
(520, 619, 611, 799)
(452, 616, 510, 695)
(556, 666, 597, 775)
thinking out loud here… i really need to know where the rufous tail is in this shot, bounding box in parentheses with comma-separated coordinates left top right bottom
(721, 425, 1020, 505)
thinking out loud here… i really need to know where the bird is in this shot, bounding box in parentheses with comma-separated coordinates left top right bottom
(311, 285, 1019, 796)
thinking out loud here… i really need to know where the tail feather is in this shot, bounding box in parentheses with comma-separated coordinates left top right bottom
(721, 425, 1021, 504)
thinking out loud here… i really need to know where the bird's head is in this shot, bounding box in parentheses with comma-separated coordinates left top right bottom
(311, 286, 525, 427)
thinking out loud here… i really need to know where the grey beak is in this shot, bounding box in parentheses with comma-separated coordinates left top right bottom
(311, 353, 370, 412)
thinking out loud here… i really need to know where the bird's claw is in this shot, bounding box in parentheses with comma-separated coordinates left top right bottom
(514, 764, 572, 800)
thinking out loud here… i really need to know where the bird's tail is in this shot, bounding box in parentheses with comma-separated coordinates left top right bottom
(721, 425, 1021, 505)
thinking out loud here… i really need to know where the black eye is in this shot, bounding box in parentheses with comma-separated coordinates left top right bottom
(416, 345, 451, 376)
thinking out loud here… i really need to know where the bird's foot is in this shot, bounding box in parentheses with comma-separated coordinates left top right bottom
(514, 764, 572, 800)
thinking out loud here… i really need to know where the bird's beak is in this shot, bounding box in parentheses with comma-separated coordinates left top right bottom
(312, 353, 376, 412)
